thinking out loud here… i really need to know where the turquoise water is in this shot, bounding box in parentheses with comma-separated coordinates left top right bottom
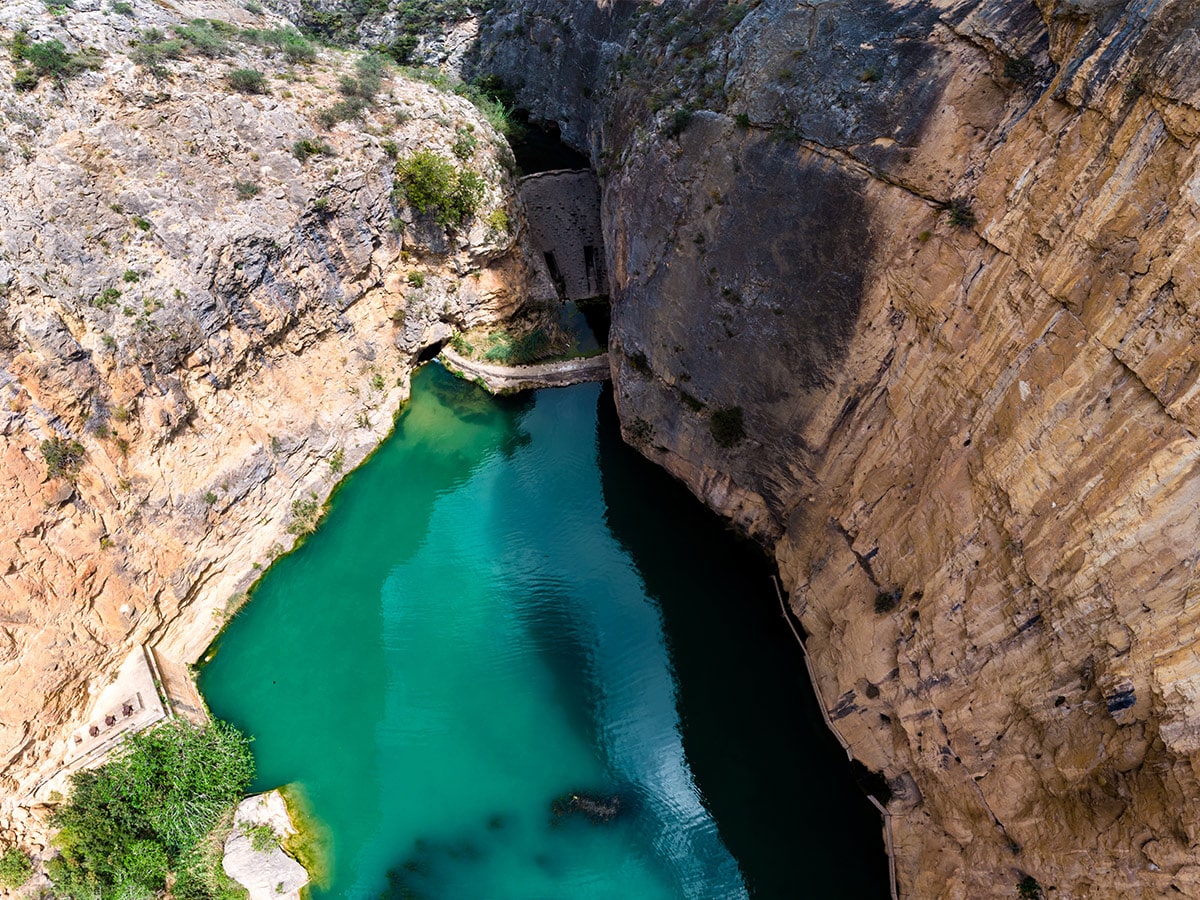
(200, 364, 887, 899)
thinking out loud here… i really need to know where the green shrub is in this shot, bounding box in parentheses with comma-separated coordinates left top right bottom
(132, 215, 152, 232)
(451, 126, 477, 160)
(111, 1, 134, 15)
(484, 208, 509, 234)
(233, 179, 259, 199)
(12, 68, 40, 91)
(628, 417, 654, 446)
(245, 823, 279, 853)
(122, 269, 140, 282)
(41, 436, 85, 479)
(317, 98, 365, 128)
(709, 405, 745, 447)
(946, 197, 977, 228)
(393, 150, 485, 228)
(481, 328, 551, 365)
(48, 721, 253, 900)
(397, 67, 523, 138)
(406, 270, 425, 288)
(874, 590, 901, 614)
(0, 848, 32, 889)
(173, 20, 230, 58)
(287, 494, 322, 535)
(129, 30, 187, 77)
(225, 68, 267, 94)
(292, 138, 335, 162)
(243, 0, 263, 13)
(328, 448, 344, 474)
(238, 27, 315, 64)
(337, 53, 385, 102)
(92, 286, 122, 308)
(664, 107, 693, 138)
(11, 34, 102, 90)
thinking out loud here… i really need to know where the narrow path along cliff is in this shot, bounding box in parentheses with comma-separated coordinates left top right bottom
(438, 345, 610, 393)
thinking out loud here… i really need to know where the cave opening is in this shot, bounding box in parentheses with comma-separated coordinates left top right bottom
(507, 113, 590, 174)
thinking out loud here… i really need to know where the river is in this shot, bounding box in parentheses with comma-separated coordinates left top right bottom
(199, 363, 888, 899)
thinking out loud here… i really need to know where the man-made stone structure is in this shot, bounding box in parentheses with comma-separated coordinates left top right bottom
(518, 170, 607, 301)
(438, 347, 610, 394)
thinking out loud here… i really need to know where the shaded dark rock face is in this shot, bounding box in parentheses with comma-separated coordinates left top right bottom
(470, 0, 639, 151)
(472, 0, 962, 537)
(606, 118, 878, 532)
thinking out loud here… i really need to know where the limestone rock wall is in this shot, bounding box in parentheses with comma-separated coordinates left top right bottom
(0, 0, 538, 851)
(477, 0, 1200, 896)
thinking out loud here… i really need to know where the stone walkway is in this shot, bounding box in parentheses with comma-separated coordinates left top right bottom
(439, 346, 610, 394)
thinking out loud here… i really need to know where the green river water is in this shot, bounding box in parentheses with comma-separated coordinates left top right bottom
(199, 364, 888, 899)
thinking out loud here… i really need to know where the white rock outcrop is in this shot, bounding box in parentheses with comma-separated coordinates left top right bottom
(222, 790, 307, 900)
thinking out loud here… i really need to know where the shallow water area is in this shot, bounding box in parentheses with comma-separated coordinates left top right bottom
(199, 364, 887, 899)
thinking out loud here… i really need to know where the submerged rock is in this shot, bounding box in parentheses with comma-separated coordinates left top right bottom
(552, 791, 622, 823)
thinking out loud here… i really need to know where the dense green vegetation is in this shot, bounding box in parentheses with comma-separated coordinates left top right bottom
(393, 150, 485, 228)
(47, 721, 254, 900)
(238, 26, 316, 64)
(0, 848, 32, 889)
(292, 138, 335, 163)
(399, 67, 523, 140)
(480, 328, 553, 365)
(225, 68, 267, 94)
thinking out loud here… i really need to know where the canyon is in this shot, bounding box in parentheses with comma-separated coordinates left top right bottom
(4, 0, 1200, 897)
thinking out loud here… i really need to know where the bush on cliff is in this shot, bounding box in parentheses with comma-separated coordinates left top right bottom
(10, 31, 103, 91)
(47, 720, 254, 900)
(709, 406, 746, 447)
(40, 436, 86, 480)
(0, 847, 32, 889)
(393, 149, 485, 229)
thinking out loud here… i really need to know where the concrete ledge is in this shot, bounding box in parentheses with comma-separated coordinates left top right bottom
(438, 347, 611, 393)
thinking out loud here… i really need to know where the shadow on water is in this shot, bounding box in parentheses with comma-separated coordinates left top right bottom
(594, 384, 891, 899)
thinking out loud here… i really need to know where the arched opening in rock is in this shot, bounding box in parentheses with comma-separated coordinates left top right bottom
(416, 338, 448, 364)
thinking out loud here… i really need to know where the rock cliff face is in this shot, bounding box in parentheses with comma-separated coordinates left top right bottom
(475, 0, 1200, 896)
(0, 0, 536, 852)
